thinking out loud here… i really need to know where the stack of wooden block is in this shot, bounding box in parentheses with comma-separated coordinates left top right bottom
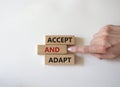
(37, 35, 75, 65)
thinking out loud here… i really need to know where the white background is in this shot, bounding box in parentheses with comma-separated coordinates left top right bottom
(0, 0, 120, 87)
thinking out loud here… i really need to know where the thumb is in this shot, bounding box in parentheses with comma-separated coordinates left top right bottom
(68, 45, 107, 54)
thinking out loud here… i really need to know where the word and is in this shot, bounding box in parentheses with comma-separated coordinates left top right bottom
(37, 45, 67, 54)
(45, 47, 60, 53)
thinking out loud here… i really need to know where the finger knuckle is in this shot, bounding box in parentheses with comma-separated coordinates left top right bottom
(100, 46, 107, 53)
(101, 35, 109, 41)
(102, 37, 110, 47)
(102, 25, 113, 33)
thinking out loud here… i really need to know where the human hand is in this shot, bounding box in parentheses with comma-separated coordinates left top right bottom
(68, 25, 120, 59)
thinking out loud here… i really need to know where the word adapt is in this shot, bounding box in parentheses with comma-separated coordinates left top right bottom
(45, 55, 75, 65)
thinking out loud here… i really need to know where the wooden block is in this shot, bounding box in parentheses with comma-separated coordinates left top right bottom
(45, 35, 75, 45)
(37, 45, 67, 55)
(45, 54, 75, 65)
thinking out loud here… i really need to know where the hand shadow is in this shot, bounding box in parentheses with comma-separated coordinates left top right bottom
(105, 56, 120, 62)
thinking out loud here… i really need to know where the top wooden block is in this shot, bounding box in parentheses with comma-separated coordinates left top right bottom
(45, 35, 75, 45)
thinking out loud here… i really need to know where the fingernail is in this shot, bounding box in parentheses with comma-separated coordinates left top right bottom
(68, 47, 76, 52)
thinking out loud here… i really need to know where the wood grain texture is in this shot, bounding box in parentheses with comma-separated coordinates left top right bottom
(37, 45, 67, 55)
(45, 54, 75, 65)
(45, 35, 75, 45)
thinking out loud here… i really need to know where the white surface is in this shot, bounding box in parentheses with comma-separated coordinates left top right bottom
(0, 0, 120, 87)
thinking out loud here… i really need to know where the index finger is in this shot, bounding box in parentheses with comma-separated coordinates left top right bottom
(68, 45, 107, 54)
